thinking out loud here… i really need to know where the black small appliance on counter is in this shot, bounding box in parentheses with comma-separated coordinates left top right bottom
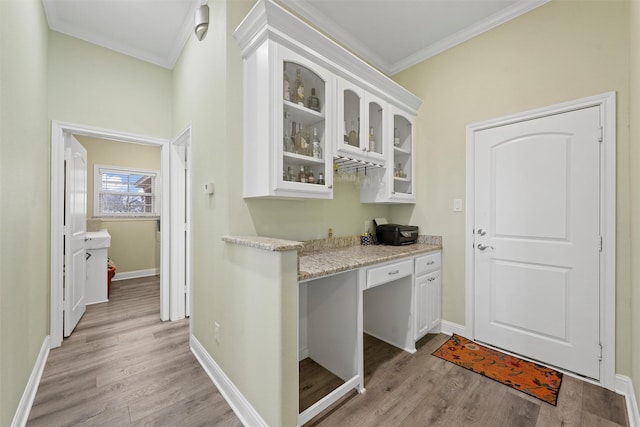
(376, 224, 419, 246)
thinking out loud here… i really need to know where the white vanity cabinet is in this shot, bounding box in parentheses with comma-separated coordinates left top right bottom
(414, 251, 441, 340)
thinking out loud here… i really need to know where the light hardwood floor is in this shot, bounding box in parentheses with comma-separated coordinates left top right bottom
(28, 276, 629, 426)
(27, 277, 242, 427)
(301, 334, 629, 427)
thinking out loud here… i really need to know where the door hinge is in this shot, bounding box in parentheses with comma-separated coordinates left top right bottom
(599, 235, 603, 252)
(598, 126, 603, 143)
(184, 285, 188, 295)
(598, 343, 603, 361)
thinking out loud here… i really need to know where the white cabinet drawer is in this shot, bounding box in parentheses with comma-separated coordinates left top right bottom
(366, 259, 413, 289)
(415, 252, 441, 276)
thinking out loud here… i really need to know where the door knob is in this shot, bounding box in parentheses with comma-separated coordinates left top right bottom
(477, 228, 486, 236)
(477, 243, 493, 251)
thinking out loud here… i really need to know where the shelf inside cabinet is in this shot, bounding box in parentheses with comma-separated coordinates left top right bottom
(394, 146, 411, 156)
(394, 176, 411, 182)
(284, 100, 324, 120)
(284, 151, 325, 166)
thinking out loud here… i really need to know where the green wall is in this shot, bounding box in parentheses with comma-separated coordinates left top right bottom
(48, 32, 173, 138)
(392, 0, 631, 376)
(0, 0, 50, 425)
(629, 0, 640, 412)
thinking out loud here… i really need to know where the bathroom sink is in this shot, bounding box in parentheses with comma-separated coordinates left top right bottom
(85, 230, 111, 249)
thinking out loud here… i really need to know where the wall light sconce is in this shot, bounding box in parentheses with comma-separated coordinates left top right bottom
(195, 4, 209, 41)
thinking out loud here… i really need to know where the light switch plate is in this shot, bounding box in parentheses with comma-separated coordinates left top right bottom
(453, 199, 463, 212)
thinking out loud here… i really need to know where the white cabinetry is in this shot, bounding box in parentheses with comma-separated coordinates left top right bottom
(240, 41, 334, 199)
(360, 105, 416, 203)
(335, 78, 386, 166)
(414, 252, 441, 340)
(234, 0, 421, 202)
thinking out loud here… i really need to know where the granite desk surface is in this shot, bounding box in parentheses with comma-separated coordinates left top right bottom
(223, 234, 442, 282)
(298, 242, 441, 282)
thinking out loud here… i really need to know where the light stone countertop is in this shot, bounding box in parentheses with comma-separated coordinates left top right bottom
(221, 235, 303, 252)
(298, 243, 442, 282)
(223, 234, 442, 282)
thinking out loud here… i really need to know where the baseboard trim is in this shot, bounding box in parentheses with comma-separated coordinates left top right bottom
(190, 334, 267, 427)
(299, 347, 309, 361)
(111, 268, 159, 281)
(439, 320, 466, 337)
(615, 375, 640, 427)
(11, 336, 50, 427)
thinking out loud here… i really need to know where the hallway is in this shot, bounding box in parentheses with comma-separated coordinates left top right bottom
(27, 277, 241, 426)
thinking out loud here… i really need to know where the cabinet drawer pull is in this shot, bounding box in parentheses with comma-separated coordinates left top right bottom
(427, 261, 435, 265)
(388, 269, 400, 275)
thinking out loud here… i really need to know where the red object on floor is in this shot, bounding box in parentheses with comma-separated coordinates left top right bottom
(107, 266, 116, 298)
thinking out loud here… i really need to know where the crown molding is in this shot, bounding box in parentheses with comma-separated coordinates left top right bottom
(389, 0, 551, 75)
(234, 0, 422, 113)
(277, 0, 393, 74)
(42, 0, 201, 69)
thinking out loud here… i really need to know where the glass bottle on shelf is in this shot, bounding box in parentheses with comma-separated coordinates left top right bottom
(343, 121, 349, 143)
(368, 127, 375, 152)
(312, 127, 322, 159)
(394, 127, 400, 146)
(293, 68, 305, 106)
(307, 168, 315, 184)
(283, 113, 294, 153)
(283, 73, 291, 102)
(307, 88, 320, 112)
(317, 172, 325, 185)
(294, 123, 309, 155)
(298, 165, 307, 183)
(348, 119, 358, 146)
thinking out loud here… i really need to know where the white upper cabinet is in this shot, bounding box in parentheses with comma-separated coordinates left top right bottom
(361, 105, 416, 204)
(336, 79, 386, 166)
(234, 0, 421, 202)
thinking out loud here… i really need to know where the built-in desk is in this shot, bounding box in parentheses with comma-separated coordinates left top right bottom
(297, 237, 441, 425)
(222, 234, 442, 426)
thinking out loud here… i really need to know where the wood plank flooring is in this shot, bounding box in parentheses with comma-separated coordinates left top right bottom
(301, 334, 629, 427)
(28, 277, 629, 426)
(27, 277, 242, 427)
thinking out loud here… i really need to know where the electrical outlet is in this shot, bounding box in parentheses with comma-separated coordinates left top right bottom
(214, 322, 221, 344)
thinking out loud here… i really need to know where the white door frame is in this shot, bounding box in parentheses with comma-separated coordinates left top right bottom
(50, 120, 171, 348)
(464, 92, 616, 389)
(169, 123, 192, 320)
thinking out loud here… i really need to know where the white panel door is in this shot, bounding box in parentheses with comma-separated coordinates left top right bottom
(474, 106, 601, 379)
(64, 134, 87, 337)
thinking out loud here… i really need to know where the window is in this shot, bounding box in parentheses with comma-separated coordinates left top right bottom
(94, 165, 159, 217)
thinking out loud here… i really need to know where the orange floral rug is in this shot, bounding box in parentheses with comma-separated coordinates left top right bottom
(432, 334, 562, 406)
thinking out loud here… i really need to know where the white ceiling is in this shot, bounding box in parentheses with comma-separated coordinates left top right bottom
(42, 0, 201, 69)
(42, 0, 549, 74)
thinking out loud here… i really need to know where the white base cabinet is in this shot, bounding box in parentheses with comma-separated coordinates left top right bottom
(414, 252, 442, 340)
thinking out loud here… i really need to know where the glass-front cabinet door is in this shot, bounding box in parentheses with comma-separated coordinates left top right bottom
(363, 92, 386, 164)
(390, 107, 414, 201)
(276, 45, 334, 198)
(335, 78, 365, 159)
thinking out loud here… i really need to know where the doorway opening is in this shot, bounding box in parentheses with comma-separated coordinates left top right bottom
(50, 121, 192, 348)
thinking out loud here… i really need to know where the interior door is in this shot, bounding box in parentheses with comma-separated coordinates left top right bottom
(474, 106, 601, 379)
(64, 134, 87, 336)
